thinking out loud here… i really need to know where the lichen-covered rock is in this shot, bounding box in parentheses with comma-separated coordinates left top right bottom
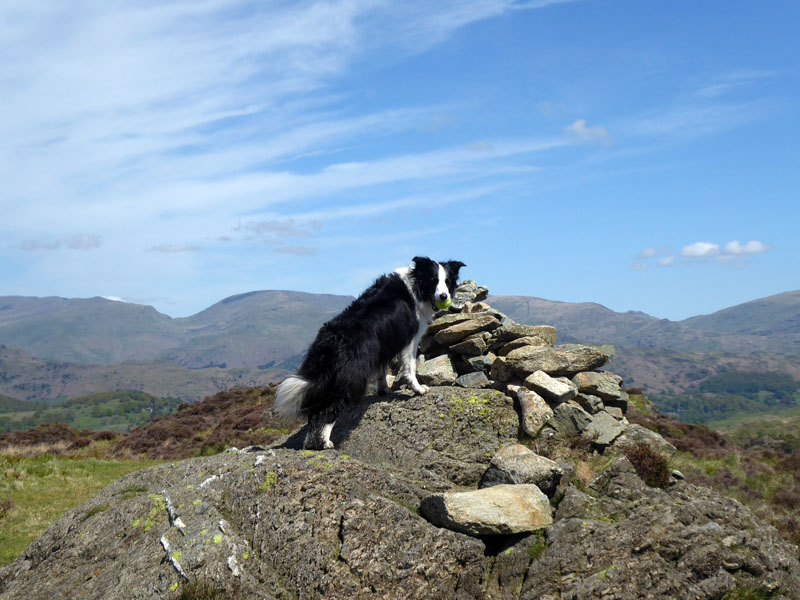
(494, 324, 557, 346)
(574, 392, 604, 414)
(283, 387, 520, 489)
(504, 345, 611, 378)
(4, 283, 800, 600)
(426, 311, 499, 334)
(466, 353, 495, 374)
(547, 403, 593, 437)
(497, 335, 549, 356)
(525, 462, 800, 600)
(449, 332, 491, 355)
(479, 444, 563, 497)
(582, 410, 626, 448)
(434, 315, 501, 346)
(420, 484, 553, 536)
(0, 450, 487, 600)
(490, 355, 516, 382)
(572, 371, 629, 413)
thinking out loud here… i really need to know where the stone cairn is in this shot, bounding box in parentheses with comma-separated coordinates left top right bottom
(396, 280, 676, 536)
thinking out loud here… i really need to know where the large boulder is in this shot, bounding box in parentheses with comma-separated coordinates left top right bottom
(420, 484, 553, 536)
(3, 384, 800, 600)
(0, 449, 487, 600)
(283, 387, 520, 489)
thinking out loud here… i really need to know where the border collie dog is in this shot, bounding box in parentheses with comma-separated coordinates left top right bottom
(275, 256, 465, 449)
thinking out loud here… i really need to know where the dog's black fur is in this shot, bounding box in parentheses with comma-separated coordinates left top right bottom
(274, 256, 465, 449)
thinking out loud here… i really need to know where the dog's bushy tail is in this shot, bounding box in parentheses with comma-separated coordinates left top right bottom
(274, 375, 311, 417)
(275, 371, 341, 417)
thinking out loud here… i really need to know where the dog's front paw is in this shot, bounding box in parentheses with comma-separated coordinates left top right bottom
(413, 383, 429, 395)
(323, 440, 335, 449)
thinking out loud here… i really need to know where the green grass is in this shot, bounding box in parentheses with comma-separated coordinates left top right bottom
(0, 391, 184, 434)
(709, 405, 800, 430)
(0, 454, 164, 566)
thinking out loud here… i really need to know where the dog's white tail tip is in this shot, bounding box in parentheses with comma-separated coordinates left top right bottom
(274, 375, 309, 417)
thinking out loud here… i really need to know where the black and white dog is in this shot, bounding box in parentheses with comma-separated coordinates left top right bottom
(275, 256, 465, 449)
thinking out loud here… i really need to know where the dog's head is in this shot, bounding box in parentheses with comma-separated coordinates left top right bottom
(410, 256, 466, 310)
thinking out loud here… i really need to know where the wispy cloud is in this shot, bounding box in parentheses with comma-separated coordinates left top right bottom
(148, 244, 201, 253)
(563, 119, 612, 145)
(691, 70, 777, 100)
(236, 219, 315, 238)
(274, 245, 317, 256)
(20, 234, 102, 251)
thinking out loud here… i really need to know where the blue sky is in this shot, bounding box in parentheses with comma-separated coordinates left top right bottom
(1, 0, 797, 321)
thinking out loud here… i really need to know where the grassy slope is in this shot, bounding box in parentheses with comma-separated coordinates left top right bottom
(0, 386, 302, 566)
(627, 396, 800, 547)
(0, 391, 184, 434)
(0, 451, 164, 565)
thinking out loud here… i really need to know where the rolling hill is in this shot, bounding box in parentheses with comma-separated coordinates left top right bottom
(0, 345, 285, 403)
(486, 291, 800, 395)
(1, 288, 798, 403)
(487, 291, 800, 356)
(0, 291, 352, 368)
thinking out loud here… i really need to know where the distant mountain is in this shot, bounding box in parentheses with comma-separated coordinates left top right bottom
(682, 291, 800, 338)
(487, 291, 800, 356)
(0, 345, 285, 403)
(165, 290, 352, 369)
(2, 288, 798, 400)
(0, 296, 178, 363)
(0, 291, 352, 368)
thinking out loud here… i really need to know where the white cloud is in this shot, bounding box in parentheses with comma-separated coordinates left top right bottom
(680, 242, 720, 258)
(658, 256, 675, 267)
(563, 119, 612, 145)
(631, 262, 649, 271)
(637, 247, 657, 259)
(724, 240, 770, 256)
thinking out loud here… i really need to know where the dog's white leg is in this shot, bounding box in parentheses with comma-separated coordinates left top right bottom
(321, 422, 335, 449)
(376, 364, 390, 395)
(398, 340, 428, 395)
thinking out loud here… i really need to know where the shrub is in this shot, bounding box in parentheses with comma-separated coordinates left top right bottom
(0, 496, 13, 521)
(623, 442, 671, 488)
(773, 487, 800, 510)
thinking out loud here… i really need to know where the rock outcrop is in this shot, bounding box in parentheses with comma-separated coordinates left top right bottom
(2, 280, 799, 599)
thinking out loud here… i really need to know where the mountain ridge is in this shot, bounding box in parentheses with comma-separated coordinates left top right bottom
(1, 288, 798, 401)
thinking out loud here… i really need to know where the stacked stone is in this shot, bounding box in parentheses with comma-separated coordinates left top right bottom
(412, 280, 671, 458)
(408, 280, 678, 538)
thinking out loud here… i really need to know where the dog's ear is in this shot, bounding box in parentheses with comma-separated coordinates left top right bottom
(412, 256, 434, 269)
(442, 260, 466, 281)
